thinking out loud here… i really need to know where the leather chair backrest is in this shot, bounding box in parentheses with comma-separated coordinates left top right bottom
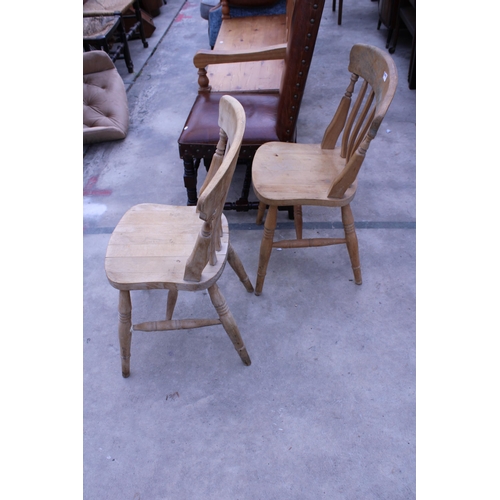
(276, 0, 325, 142)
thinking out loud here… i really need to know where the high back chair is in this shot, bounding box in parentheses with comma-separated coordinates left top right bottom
(105, 96, 253, 378)
(178, 0, 325, 211)
(251, 44, 398, 295)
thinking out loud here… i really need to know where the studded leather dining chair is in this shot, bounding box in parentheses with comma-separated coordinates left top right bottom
(178, 0, 326, 211)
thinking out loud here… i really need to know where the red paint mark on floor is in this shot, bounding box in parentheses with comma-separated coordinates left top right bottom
(175, 1, 194, 21)
(84, 176, 112, 196)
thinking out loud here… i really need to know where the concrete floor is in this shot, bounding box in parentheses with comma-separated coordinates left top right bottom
(83, 0, 416, 498)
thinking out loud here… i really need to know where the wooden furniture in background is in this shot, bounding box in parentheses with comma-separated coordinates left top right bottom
(141, 0, 164, 17)
(208, 0, 294, 93)
(122, 7, 156, 39)
(83, 15, 134, 73)
(83, 0, 149, 49)
(332, 0, 343, 25)
(251, 44, 398, 295)
(207, 0, 288, 48)
(208, 15, 287, 93)
(377, 0, 400, 51)
(178, 0, 325, 211)
(105, 96, 253, 378)
(390, 0, 415, 88)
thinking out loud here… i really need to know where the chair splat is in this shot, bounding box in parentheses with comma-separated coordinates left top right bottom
(321, 73, 358, 150)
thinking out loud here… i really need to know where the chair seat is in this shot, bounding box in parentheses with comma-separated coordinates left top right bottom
(252, 142, 357, 206)
(105, 204, 230, 291)
(83, 16, 118, 38)
(179, 92, 280, 148)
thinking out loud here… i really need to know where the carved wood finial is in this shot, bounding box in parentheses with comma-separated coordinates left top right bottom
(215, 128, 227, 157)
(345, 73, 359, 99)
(197, 67, 211, 92)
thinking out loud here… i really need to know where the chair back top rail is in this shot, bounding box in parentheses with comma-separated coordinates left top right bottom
(321, 44, 398, 198)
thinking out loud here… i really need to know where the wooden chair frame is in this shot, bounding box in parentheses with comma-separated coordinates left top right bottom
(106, 96, 253, 377)
(251, 44, 399, 295)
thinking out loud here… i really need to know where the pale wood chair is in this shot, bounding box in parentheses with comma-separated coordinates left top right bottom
(251, 44, 398, 295)
(105, 96, 253, 377)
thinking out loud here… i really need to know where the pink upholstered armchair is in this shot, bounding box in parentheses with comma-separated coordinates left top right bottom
(83, 50, 129, 144)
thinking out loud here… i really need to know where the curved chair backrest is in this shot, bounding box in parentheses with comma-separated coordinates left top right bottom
(184, 95, 246, 281)
(321, 43, 398, 198)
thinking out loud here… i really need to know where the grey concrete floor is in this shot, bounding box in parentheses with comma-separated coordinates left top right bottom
(83, 0, 416, 498)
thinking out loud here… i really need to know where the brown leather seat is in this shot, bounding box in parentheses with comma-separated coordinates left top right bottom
(83, 50, 129, 144)
(180, 92, 280, 147)
(178, 0, 326, 209)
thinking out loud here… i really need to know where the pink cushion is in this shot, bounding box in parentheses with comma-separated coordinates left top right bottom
(83, 51, 129, 144)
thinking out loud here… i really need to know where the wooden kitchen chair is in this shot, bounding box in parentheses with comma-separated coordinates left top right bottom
(251, 44, 398, 295)
(105, 96, 253, 378)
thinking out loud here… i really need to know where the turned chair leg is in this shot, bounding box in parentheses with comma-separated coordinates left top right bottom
(341, 204, 362, 284)
(255, 204, 278, 295)
(118, 290, 132, 378)
(256, 202, 267, 225)
(227, 243, 254, 293)
(166, 289, 178, 320)
(208, 284, 251, 366)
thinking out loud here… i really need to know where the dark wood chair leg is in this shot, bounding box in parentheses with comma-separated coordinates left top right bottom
(203, 155, 212, 172)
(235, 160, 253, 211)
(183, 156, 200, 206)
(133, 0, 149, 48)
(408, 35, 415, 89)
(118, 17, 134, 73)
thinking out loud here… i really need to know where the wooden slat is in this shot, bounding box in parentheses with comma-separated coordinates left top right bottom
(133, 318, 221, 332)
